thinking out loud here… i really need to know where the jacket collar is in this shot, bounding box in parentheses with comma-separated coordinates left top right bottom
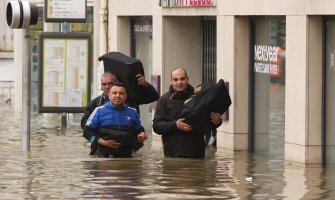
(168, 84, 194, 100)
(104, 101, 128, 110)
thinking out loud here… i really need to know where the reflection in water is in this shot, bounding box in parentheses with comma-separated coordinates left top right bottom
(0, 104, 334, 199)
(81, 150, 239, 199)
(82, 159, 146, 198)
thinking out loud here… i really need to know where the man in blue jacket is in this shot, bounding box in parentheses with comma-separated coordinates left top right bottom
(80, 71, 159, 129)
(83, 82, 147, 158)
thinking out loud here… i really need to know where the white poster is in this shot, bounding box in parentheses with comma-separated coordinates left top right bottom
(42, 37, 88, 108)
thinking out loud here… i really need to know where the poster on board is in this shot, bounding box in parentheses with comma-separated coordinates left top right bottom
(38, 32, 91, 113)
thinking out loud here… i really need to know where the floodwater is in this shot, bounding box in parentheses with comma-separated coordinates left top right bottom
(1, 103, 335, 200)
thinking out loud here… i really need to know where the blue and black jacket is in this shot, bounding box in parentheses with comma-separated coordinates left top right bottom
(80, 83, 159, 129)
(83, 101, 145, 157)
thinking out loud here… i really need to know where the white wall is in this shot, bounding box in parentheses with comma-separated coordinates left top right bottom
(0, 59, 14, 81)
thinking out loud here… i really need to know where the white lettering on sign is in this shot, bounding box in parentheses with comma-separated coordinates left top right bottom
(270, 64, 278, 75)
(254, 45, 278, 62)
(254, 45, 281, 75)
(254, 63, 279, 74)
(134, 25, 152, 33)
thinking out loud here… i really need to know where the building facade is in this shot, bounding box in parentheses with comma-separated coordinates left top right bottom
(7, 0, 335, 165)
(106, 0, 335, 165)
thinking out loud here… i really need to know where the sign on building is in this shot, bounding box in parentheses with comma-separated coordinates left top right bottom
(159, 0, 216, 7)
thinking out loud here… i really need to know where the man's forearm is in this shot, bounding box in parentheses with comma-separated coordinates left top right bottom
(83, 126, 98, 142)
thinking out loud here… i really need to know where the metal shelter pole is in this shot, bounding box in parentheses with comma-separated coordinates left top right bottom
(22, 28, 31, 152)
(60, 22, 69, 128)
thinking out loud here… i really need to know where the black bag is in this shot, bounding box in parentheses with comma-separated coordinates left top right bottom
(178, 79, 232, 132)
(98, 52, 145, 99)
(97, 127, 135, 157)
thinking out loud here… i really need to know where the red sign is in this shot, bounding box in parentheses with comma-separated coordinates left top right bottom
(160, 0, 215, 7)
(190, 0, 212, 6)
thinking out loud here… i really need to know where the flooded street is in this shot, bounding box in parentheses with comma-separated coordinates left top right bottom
(0, 103, 334, 199)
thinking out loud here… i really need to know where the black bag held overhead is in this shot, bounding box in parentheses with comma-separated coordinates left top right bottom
(98, 52, 145, 99)
(178, 79, 232, 132)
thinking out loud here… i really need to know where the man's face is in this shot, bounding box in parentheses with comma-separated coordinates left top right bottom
(171, 69, 189, 92)
(109, 86, 127, 106)
(101, 74, 116, 96)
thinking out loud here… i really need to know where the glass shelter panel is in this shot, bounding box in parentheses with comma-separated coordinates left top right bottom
(251, 18, 286, 156)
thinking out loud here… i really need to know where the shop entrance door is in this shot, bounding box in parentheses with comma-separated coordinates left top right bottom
(131, 17, 153, 115)
(250, 17, 286, 157)
(324, 18, 335, 164)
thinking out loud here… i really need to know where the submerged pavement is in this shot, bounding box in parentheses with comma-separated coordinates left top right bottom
(0, 103, 334, 199)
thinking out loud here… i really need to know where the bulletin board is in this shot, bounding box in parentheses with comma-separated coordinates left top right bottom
(38, 32, 91, 113)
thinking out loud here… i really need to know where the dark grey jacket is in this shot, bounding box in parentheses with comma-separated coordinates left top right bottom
(153, 84, 208, 158)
